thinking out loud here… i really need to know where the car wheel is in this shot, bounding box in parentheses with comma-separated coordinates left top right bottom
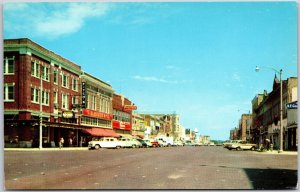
(132, 144, 136, 148)
(251, 147, 255, 151)
(236, 147, 242, 151)
(95, 145, 100, 150)
(116, 145, 121, 149)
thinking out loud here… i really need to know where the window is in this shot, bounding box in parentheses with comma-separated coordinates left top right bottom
(42, 91, 49, 105)
(62, 94, 68, 110)
(31, 61, 40, 78)
(72, 78, 78, 91)
(4, 84, 14, 101)
(31, 88, 39, 103)
(53, 70, 58, 84)
(3, 57, 15, 74)
(42, 66, 49, 81)
(92, 95, 96, 110)
(54, 91, 58, 104)
(62, 74, 69, 88)
(72, 96, 78, 104)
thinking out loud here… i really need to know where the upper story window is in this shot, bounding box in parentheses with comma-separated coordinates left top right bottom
(72, 78, 78, 91)
(53, 70, 59, 84)
(62, 93, 68, 110)
(4, 83, 15, 101)
(42, 91, 49, 105)
(3, 57, 15, 75)
(31, 87, 39, 103)
(62, 74, 69, 88)
(42, 66, 50, 81)
(31, 61, 40, 78)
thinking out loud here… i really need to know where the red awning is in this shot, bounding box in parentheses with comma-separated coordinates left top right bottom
(82, 128, 120, 138)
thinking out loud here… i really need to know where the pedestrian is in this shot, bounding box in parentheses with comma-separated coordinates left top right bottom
(59, 137, 64, 149)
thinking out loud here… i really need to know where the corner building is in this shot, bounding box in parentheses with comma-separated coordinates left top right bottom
(4, 38, 82, 147)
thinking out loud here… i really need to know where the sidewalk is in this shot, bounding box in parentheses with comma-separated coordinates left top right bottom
(255, 150, 298, 155)
(4, 147, 89, 151)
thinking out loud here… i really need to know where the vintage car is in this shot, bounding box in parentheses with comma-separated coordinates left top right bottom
(223, 140, 243, 149)
(118, 137, 142, 148)
(227, 140, 257, 151)
(88, 137, 121, 149)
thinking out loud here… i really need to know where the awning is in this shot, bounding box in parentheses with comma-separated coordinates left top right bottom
(118, 134, 134, 138)
(82, 128, 120, 138)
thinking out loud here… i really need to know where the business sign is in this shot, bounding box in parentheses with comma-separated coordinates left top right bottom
(62, 111, 75, 119)
(112, 120, 131, 130)
(81, 82, 87, 108)
(286, 101, 297, 109)
(123, 105, 137, 111)
(82, 109, 113, 121)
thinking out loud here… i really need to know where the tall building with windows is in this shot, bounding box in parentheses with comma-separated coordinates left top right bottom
(4, 38, 82, 147)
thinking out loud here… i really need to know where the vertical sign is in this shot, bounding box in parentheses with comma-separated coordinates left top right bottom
(81, 82, 86, 108)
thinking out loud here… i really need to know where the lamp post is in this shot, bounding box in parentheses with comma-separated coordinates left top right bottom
(39, 74, 43, 150)
(255, 66, 283, 153)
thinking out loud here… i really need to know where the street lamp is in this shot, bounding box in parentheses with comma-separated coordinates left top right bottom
(255, 66, 283, 153)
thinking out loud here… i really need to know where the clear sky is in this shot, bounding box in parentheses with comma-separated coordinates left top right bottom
(3, 1, 298, 140)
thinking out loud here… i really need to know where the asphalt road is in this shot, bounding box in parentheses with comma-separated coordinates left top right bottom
(4, 146, 298, 190)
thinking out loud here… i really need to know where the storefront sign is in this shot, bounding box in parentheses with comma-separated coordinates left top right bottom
(112, 120, 131, 130)
(82, 109, 113, 120)
(62, 111, 75, 118)
(286, 101, 297, 109)
(123, 105, 137, 111)
(81, 82, 86, 108)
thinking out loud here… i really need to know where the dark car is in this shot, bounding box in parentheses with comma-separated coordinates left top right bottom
(136, 138, 148, 148)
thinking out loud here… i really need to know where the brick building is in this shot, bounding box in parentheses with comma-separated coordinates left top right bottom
(112, 93, 135, 136)
(4, 38, 82, 147)
(252, 76, 297, 150)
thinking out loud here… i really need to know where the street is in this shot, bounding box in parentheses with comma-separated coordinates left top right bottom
(4, 146, 298, 190)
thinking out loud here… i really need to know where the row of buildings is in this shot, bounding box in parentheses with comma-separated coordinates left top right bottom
(230, 75, 298, 151)
(3, 38, 185, 148)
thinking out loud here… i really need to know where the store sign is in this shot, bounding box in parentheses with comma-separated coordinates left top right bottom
(286, 101, 297, 109)
(62, 111, 75, 118)
(113, 120, 131, 130)
(81, 82, 86, 108)
(82, 109, 113, 120)
(123, 105, 137, 111)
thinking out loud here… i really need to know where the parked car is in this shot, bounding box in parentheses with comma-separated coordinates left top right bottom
(136, 138, 148, 148)
(118, 137, 142, 148)
(209, 142, 215, 146)
(227, 140, 257, 151)
(157, 139, 168, 147)
(88, 137, 121, 149)
(173, 141, 184, 146)
(142, 139, 153, 147)
(223, 140, 243, 149)
(150, 139, 160, 147)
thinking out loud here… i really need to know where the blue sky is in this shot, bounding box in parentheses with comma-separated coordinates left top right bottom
(4, 1, 298, 140)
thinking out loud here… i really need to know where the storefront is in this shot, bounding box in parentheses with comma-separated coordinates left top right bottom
(287, 101, 297, 150)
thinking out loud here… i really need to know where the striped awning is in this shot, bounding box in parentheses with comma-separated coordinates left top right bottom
(82, 128, 120, 138)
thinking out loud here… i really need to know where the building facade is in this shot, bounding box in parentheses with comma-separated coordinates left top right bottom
(4, 38, 82, 147)
(112, 93, 135, 136)
(252, 76, 297, 150)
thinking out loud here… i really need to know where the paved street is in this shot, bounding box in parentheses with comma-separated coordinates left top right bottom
(4, 146, 298, 190)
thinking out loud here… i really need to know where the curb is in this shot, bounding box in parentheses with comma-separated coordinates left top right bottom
(255, 150, 298, 155)
(4, 147, 89, 151)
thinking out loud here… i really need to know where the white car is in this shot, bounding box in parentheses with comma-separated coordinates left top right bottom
(88, 137, 121, 149)
(142, 139, 153, 147)
(118, 137, 142, 148)
(157, 139, 168, 147)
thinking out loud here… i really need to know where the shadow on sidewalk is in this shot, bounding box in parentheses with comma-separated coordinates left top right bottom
(244, 168, 298, 189)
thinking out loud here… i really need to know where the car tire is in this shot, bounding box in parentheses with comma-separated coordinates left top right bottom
(132, 144, 136, 148)
(251, 147, 255, 151)
(236, 147, 242, 151)
(116, 146, 121, 149)
(95, 145, 100, 150)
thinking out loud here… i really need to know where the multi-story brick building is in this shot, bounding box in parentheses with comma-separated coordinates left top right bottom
(112, 93, 135, 136)
(4, 38, 82, 147)
(252, 76, 297, 150)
